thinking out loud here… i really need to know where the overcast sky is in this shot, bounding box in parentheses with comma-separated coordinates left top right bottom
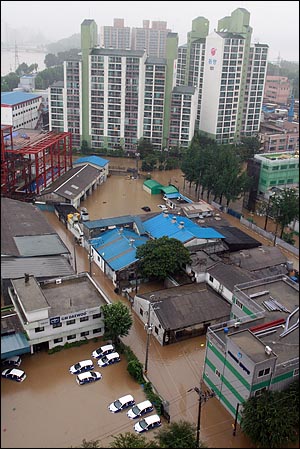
(1, 1, 299, 61)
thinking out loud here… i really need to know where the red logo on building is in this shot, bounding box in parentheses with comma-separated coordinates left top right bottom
(210, 48, 217, 56)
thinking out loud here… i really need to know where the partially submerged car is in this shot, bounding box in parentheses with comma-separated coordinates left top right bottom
(108, 394, 135, 413)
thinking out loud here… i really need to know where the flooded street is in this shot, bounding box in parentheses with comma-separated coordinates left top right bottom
(3, 157, 286, 448)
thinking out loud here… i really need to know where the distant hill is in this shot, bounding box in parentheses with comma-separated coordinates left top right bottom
(46, 34, 81, 54)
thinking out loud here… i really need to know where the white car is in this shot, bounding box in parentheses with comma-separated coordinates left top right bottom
(76, 371, 102, 385)
(92, 344, 115, 359)
(97, 352, 120, 367)
(157, 204, 168, 211)
(108, 394, 135, 413)
(2, 368, 26, 382)
(127, 400, 154, 419)
(69, 359, 94, 374)
(2, 356, 22, 367)
(134, 414, 161, 433)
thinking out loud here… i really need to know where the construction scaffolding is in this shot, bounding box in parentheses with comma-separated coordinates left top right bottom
(1, 125, 72, 200)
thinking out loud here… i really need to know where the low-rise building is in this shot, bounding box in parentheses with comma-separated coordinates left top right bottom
(263, 75, 291, 105)
(203, 274, 299, 424)
(8, 273, 111, 353)
(1, 91, 42, 130)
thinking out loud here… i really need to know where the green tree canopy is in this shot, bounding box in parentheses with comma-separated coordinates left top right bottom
(110, 432, 158, 448)
(271, 188, 299, 237)
(154, 420, 207, 448)
(241, 381, 299, 448)
(136, 237, 191, 280)
(102, 301, 133, 345)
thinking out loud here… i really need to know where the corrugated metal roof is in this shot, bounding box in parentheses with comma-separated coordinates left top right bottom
(143, 180, 163, 188)
(84, 215, 146, 235)
(91, 228, 148, 271)
(14, 235, 69, 257)
(1, 91, 41, 106)
(140, 283, 230, 330)
(143, 214, 225, 242)
(1, 256, 74, 279)
(1, 333, 31, 359)
(160, 186, 179, 194)
(74, 155, 109, 168)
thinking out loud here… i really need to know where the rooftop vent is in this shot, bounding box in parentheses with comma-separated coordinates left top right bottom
(178, 221, 184, 229)
(24, 273, 30, 283)
(265, 346, 272, 355)
(171, 216, 177, 223)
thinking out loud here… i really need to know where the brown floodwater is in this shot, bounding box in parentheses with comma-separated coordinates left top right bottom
(2, 158, 281, 448)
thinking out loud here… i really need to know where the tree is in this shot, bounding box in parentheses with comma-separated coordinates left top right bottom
(271, 188, 299, 238)
(136, 237, 191, 280)
(110, 432, 158, 448)
(72, 439, 101, 448)
(154, 420, 207, 448)
(1, 72, 19, 91)
(102, 301, 133, 345)
(241, 381, 299, 448)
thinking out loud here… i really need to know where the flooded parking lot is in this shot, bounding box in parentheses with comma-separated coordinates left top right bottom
(1, 339, 158, 448)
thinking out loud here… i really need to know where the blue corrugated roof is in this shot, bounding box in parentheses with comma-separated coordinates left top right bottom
(74, 155, 109, 168)
(1, 332, 31, 359)
(143, 214, 225, 242)
(1, 91, 41, 106)
(90, 228, 148, 271)
(164, 193, 193, 202)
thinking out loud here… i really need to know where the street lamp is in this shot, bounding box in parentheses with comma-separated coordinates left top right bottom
(187, 385, 215, 448)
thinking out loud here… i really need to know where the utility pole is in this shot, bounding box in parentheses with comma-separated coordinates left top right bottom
(264, 192, 275, 230)
(187, 386, 215, 448)
(144, 295, 161, 374)
(73, 237, 77, 274)
(232, 402, 240, 436)
(88, 245, 94, 276)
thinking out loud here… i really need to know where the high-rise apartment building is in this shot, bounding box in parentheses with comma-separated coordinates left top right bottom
(176, 17, 209, 128)
(100, 18, 131, 50)
(49, 9, 269, 152)
(131, 20, 171, 58)
(199, 8, 268, 144)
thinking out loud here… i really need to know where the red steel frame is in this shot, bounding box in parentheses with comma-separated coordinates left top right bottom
(1, 127, 72, 198)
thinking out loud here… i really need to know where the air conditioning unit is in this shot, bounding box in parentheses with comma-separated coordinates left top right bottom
(56, 279, 62, 285)
(234, 321, 241, 328)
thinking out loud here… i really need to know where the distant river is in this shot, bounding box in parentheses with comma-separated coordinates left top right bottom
(1, 49, 47, 76)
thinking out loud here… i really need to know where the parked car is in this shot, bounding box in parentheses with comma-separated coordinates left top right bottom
(157, 204, 168, 211)
(108, 394, 135, 413)
(97, 352, 120, 368)
(69, 359, 94, 374)
(127, 400, 154, 419)
(133, 414, 161, 433)
(92, 344, 115, 360)
(2, 356, 22, 367)
(2, 368, 26, 382)
(76, 371, 102, 385)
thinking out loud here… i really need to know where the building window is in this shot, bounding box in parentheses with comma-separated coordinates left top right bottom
(67, 334, 76, 340)
(92, 313, 101, 319)
(293, 368, 299, 376)
(35, 327, 44, 333)
(140, 308, 144, 317)
(154, 326, 159, 335)
(215, 369, 221, 378)
(66, 319, 76, 325)
(80, 316, 89, 322)
(254, 387, 267, 397)
(81, 331, 89, 337)
(52, 322, 62, 328)
(236, 300, 243, 310)
(209, 275, 214, 283)
(93, 328, 102, 334)
(258, 367, 271, 377)
(54, 337, 63, 344)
